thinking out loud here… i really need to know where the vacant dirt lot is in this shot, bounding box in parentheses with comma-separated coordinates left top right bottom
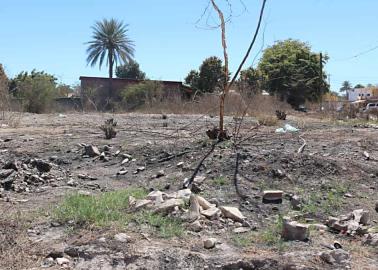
(1, 112, 377, 270)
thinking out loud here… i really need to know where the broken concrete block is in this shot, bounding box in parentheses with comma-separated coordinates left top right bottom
(219, 206, 246, 222)
(320, 249, 350, 265)
(84, 145, 101, 157)
(196, 195, 213, 210)
(147, 190, 164, 203)
(262, 190, 283, 204)
(134, 199, 153, 210)
(177, 188, 191, 200)
(201, 207, 221, 220)
(281, 217, 309, 241)
(352, 209, 369, 225)
(153, 198, 184, 215)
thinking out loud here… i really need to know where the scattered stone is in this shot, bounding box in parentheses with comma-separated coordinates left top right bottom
(153, 198, 184, 215)
(363, 151, 370, 160)
(189, 220, 203, 232)
(290, 195, 301, 210)
(147, 190, 164, 203)
(353, 209, 369, 225)
(203, 238, 217, 249)
(3, 160, 19, 171)
(196, 195, 213, 210)
(134, 199, 153, 210)
(156, 170, 165, 178)
(233, 227, 251, 234)
(271, 168, 285, 178)
(0, 169, 14, 179)
(375, 201, 378, 213)
(41, 257, 55, 268)
(187, 194, 200, 221)
(262, 190, 283, 204)
(281, 217, 309, 241)
(201, 207, 221, 220)
(117, 169, 128, 175)
(67, 179, 77, 187)
(177, 162, 184, 168)
(121, 158, 129, 165)
(84, 145, 101, 157)
(56, 257, 70, 266)
(114, 233, 130, 243)
(320, 249, 350, 266)
(344, 193, 353, 198)
(137, 166, 146, 172)
(208, 198, 220, 207)
(363, 233, 378, 247)
(177, 188, 191, 200)
(219, 206, 246, 222)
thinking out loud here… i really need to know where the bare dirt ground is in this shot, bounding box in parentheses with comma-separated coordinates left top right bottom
(0, 112, 377, 270)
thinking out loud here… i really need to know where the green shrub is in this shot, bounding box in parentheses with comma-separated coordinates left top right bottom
(121, 80, 163, 109)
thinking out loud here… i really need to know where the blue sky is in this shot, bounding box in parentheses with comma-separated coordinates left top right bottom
(1, 0, 378, 91)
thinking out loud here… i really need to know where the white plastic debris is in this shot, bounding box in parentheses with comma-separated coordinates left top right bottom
(275, 124, 299, 133)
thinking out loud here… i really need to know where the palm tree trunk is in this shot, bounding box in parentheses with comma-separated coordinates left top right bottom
(108, 52, 113, 104)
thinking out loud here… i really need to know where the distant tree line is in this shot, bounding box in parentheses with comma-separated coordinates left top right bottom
(185, 39, 330, 108)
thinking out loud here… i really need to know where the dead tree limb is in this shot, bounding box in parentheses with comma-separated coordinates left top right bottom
(297, 134, 307, 154)
(158, 150, 192, 163)
(183, 141, 219, 189)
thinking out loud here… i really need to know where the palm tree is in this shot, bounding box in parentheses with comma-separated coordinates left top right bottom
(86, 18, 135, 101)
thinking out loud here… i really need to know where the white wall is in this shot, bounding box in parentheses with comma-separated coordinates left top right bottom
(347, 88, 373, 102)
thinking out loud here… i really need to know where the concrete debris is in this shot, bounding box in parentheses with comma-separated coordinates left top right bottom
(201, 207, 221, 220)
(219, 206, 246, 222)
(320, 249, 350, 266)
(281, 217, 309, 241)
(363, 233, 378, 247)
(153, 198, 184, 215)
(114, 233, 130, 243)
(177, 188, 191, 200)
(196, 195, 213, 210)
(327, 209, 369, 235)
(83, 145, 101, 157)
(262, 190, 283, 204)
(189, 220, 203, 232)
(147, 190, 164, 203)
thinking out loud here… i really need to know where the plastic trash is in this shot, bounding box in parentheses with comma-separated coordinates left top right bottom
(284, 124, 299, 132)
(275, 124, 299, 133)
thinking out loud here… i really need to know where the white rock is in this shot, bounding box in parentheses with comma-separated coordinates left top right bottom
(203, 238, 217, 249)
(153, 198, 184, 215)
(201, 207, 221, 220)
(147, 191, 164, 203)
(56, 257, 70, 266)
(114, 233, 130, 242)
(177, 189, 191, 200)
(134, 199, 153, 210)
(196, 195, 213, 210)
(233, 227, 251, 234)
(219, 206, 246, 222)
(281, 217, 309, 241)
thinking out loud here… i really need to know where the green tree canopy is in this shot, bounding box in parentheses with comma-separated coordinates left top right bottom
(185, 56, 228, 93)
(10, 70, 58, 113)
(0, 64, 9, 111)
(238, 67, 262, 95)
(340, 81, 352, 92)
(258, 39, 329, 107)
(86, 18, 134, 80)
(354, 84, 365, 89)
(116, 60, 146, 80)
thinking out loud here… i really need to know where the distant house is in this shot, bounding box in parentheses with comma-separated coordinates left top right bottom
(347, 87, 378, 102)
(79, 76, 193, 109)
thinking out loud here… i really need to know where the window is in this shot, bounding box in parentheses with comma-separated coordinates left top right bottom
(367, 94, 371, 97)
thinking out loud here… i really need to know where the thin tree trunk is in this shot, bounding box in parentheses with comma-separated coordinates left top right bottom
(108, 52, 113, 100)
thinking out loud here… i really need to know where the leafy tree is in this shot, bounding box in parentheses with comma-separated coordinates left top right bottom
(0, 64, 9, 112)
(116, 60, 146, 80)
(185, 56, 228, 93)
(86, 18, 135, 102)
(258, 39, 329, 107)
(10, 70, 58, 113)
(354, 84, 365, 89)
(56, 84, 74, 97)
(121, 80, 163, 109)
(339, 81, 352, 92)
(238, 67, 261, 95)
